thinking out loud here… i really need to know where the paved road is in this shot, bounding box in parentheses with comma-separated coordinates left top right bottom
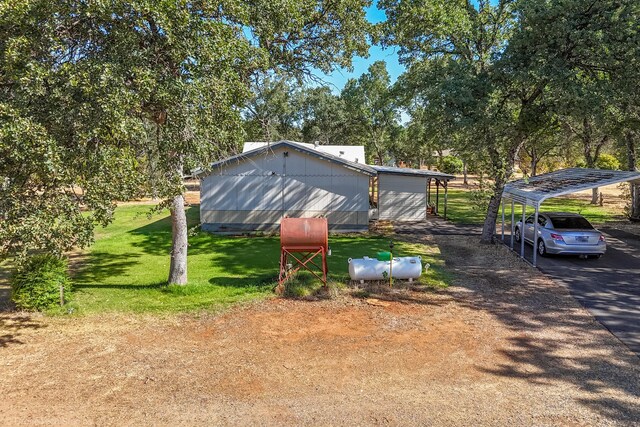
(501, 228, 640, 356)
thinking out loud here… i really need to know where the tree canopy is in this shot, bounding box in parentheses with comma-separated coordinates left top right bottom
(381, 0, 640, 241)
(1, 0, 372, 280)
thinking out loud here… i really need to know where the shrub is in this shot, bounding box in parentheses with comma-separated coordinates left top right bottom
(439, 155, 464, 174)
(595, 154, 620, 170)
(575, 155, 620, 170)
(11, 254, 71, 311)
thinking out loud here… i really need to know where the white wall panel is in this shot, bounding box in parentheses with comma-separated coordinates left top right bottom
(201, 176, 238, 210)
(304, 155, 331, 176)
(283, 176, 308, 210)
(258, 175, 283, 210)
(284, 151, 307, 175)
(305, 178, 333, 211)
(378, 174, 427, 220)
(261, 148, 285, 175)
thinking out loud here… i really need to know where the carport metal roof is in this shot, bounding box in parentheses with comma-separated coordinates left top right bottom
(503, 168, 640, 207)
(501, 168, 640, 267)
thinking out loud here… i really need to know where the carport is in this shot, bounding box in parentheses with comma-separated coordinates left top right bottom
(500, 168, 640, 266)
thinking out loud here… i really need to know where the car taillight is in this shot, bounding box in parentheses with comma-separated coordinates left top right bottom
(550, 233, 565, 242)
(599, 234, 605, 242)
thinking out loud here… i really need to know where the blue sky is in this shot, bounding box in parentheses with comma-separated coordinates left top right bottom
(311, 5, 405, 92)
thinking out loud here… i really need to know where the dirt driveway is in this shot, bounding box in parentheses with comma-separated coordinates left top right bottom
(1, 234, 639, 426)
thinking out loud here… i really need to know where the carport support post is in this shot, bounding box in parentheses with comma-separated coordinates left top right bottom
(435, 179, 440, 215)
(501, 198, 505, 241)
(520, 203, 526, 259)
(533, 207, 539, 267)
(510, 199, 515, 250)
(444, 181, 448, 220)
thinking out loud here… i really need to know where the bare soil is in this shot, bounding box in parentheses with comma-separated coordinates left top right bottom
(1, 233, 639, 426)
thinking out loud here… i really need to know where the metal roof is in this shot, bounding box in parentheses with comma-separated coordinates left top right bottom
(372, 165, 455, 181)
(503, 168, 640, 206)
(196, 140, 457, 181)
(207, 140, 376, 176)
(243, 142, 366, 164)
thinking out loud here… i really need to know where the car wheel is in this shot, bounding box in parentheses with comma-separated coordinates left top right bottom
(514, 227, 521, 243)
(537, 239, 547, 257)
(588, 254, 602, 259)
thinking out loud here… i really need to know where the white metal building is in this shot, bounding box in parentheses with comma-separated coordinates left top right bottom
(200, 140, 455, 232)
(201, 141, 375, 232)
(372, 166, 454, 221)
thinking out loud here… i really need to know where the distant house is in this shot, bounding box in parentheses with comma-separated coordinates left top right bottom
(199, 140, 454, 232)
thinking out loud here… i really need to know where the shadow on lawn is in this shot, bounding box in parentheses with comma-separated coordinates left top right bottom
(0, 285, 13, 312)
(208, 275, 276, 289)
(0, 263, 15, 312)
(122, 206, 280, 288)
(74, 252, 142, 286)
(127, 206, 200, 256)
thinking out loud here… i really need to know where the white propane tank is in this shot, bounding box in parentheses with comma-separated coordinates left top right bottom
(348, 256, 422, 281)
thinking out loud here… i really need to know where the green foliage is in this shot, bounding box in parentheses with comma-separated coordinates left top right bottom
(0, 0, 372, 263)
(11, 254, 70, 311)
(341, 61, 400, 164)
(595, 154, 621, 170)
(381, 0, 640, 242)
(468, 178, 494, 214)
(439, 156, 464, 174)
(243, 74, 303, 142)
(298, 86, 348, 145)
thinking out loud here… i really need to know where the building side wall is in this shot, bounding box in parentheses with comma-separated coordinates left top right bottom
(200, 146, 369, 232)
(378, 174, 427, 221)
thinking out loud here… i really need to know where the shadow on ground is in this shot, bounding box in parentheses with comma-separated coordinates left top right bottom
(0, 314, 46, 348)
(393, 220, 640, 424)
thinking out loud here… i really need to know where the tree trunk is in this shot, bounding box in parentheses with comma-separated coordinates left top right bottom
(585, 150, 599, 205)
(528, 145, 538, 176)
(632, 183, 640, 221)
(627, 130, 640, 220)
(480, 132, 527, 244)
(168, 192, 188, 285)
(480, 177, 506, 244)
(530, 159, 536, 176)
(462, 161, 468, 185)
(626, 130, 637, 171)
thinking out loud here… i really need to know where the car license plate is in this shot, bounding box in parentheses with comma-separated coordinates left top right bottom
(576, 236, 588, 242)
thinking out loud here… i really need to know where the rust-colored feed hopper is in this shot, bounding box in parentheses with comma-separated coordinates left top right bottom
(279, 217, 328, 287)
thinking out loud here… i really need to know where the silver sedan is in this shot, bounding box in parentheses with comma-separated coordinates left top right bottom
(515, 212, 606, 258)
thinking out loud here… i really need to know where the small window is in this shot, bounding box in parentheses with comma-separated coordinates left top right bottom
(538, 216, 547, 227)
(525, 216, 534, 224)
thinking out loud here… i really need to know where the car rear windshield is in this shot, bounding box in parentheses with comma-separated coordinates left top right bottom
(549, 216, 594, 229)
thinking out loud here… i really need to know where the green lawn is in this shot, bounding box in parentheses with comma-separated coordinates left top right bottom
(70, 205, 448, 314)
(445, 189, 624, 225)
